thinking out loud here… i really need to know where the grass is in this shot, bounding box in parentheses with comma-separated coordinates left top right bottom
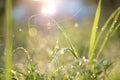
(4, 0, 13, 80)
(88, 0, 101, 61)
(2, 0, 120, 80)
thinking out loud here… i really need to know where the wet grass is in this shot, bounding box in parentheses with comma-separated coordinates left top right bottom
(2, 0, 120, 80)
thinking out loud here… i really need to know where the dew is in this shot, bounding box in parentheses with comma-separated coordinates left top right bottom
(101, 28, 104, 31)
(71, 65, 74, 69)
(56, 40, 59, 44)
(47, 48, 53, 55)
(55, 45, 59, 49)
(76, 72, 79, 75)
(55, 40, 59, 49)
(47, 22, 51, 26)
(11, 70, 16, 74)
(74, 23, 79, 27)
(93, 73, 96, 78)
(82, 56, 88, 62)
(28, 71, 30, 73)
(30, 59, 33, 62)
(114, 20, 117, 23)
(82, 56, 85, 60)
(47, 22, 52, 29)
(79, 61, 82, 66)
(96, 26, 98, 29)
(19, 28, 22, 32)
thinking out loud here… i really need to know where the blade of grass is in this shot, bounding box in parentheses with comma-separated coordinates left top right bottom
(96, 11, 120, 58)
(92, 8, 120, 56)
(49, 17, 78, 59)
(88, 0, 101, 60)
(110, 22, 120, 37)
(4, 0, 13, 80)
(50, 48, 68, 65)
(27, 14, 78, 59)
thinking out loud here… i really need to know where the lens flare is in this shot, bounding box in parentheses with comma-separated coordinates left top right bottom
(41, 0, 56, 15)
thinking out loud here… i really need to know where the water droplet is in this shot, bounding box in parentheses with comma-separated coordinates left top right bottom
(74, 23, 79, 27)
(19, 28, 22, 32)
(96, 26, 98, 29)
(82, 56, 88, 62)
(55, 45, 59, 49)
(93, 73, 96, 78)
(82, 56, 85, 59)
(47, 22, 51, 26)
(79, 61, 82, 66)
(76, 72, 79, 75)
(114, 20, 117, 23)
(56, 40, 59, 44)
(11, 70, 16, 74)
(101, 28, 104, 31)
(28, 71, 30, 73)
(71, 65, 74, 69)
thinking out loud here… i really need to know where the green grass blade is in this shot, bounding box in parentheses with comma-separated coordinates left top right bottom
(110, 22, 120, 37)
(96, 11, 120, 58)
(27, 14, 78, 59)
(88, 0, 101, 60)
(92, 8, 120, 56)
(49, 17, 78, 59)
(4, 0, 13, 80)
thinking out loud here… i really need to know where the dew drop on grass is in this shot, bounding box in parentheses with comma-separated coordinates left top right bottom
(101, 28, 104, 31)
(79, 61, 82, 66)
(19, 28, 22, 32)
(47, 22, 52, 26)
(11, 70, 16, 74)
(76, 72, 79, 75)
(96, 26, 98, 29)
(74, 23, 79, 27)
(93, 73, 96, 78)
(114, 20, 117, 23)
(82, 56, 88, 62)
(71, 65, 74, 69)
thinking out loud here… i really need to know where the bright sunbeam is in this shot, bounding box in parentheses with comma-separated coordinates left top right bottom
(41, 4, 56, 15)
(41, 0, 56, 15)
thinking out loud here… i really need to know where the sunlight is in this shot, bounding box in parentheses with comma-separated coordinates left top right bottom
(41, 0, 56, 15)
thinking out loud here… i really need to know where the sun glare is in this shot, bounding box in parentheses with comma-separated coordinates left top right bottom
(41, 0, 56, 15)
(41, 5, 56, 15)
(32, 0, 59, 15)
